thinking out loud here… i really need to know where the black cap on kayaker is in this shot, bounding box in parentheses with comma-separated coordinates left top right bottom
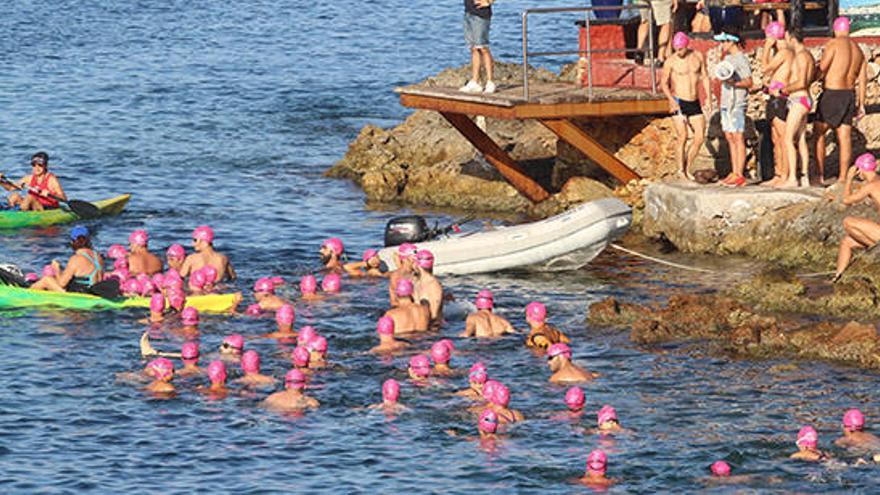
(31, 152, 49, 169)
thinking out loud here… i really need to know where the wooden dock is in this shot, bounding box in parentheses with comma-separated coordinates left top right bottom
(396, 82, 670, 203)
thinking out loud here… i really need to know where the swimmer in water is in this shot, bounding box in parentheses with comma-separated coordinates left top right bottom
(262, 369, 320, 412)
(461, 290, 516, 338)
(319, 237, 345, 272)
(306, 335, 328, 367)
(147, 293, 165, 323)
(343, 249, 386, 277)
(165, 244, 186, 272)
(127, 230, 163, 276)
(291, 345, 312, 371)
(595, 405, 629, 435)
(835, 408, 880, 451)
(383, 279, 430, 333)
(321, 273, 341, 294)
(144, 357, 175, 395)
(478, 409, 500, 441)
(411, 249, 443, 328)
(167, 287, 186, 314)
(258, 304, 297, 340)
(253, 277, 287, 311)
(790, 425, 829, 462)
(430, 340, 455, 376)
(179, 225, 236, 282)
(176, 341, 202, 377)
(578, 450, 614, 487)
(367, 378, 409, 415)
(234, 350, 277, 388)
(524, 301, 570, 350)
(299, 274, 324, 302)
(408, 354, 432, 384)
(198, 360, 229, 398)
(369, 316, 411, 354)
(547, 343, 597, 383)
(486, 381, 524, 424)
(219, 334, 245, 362)
(388, 243, 417, 306)
(564, 387, 586, 418)
(455, 362, 488, 400)
(175, 306, 199, 339)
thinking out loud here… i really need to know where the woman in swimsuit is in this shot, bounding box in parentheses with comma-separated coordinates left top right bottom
(31, 225, 104, 293)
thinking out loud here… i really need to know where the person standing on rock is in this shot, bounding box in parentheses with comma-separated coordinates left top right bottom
(832, 153, 880, 283)
(714, 32, 753, 187)
(760, 21, 793, 187)
(459, 0, 495, 94)
(779, 28, 815, 189)
(660, 32, 710, 181)
(813, 17, 868, 185)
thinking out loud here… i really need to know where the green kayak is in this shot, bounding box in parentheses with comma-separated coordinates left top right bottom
(0, 284, 241, 312)
(0, 194, 131, 229)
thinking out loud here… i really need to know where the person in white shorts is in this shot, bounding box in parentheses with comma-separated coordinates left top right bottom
(636, 0, 676, 65)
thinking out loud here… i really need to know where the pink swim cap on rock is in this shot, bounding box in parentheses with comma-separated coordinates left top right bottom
(525, 301, 547, 322)
(833, 16, 851, 33)
(129, 229, 148, 246)
(181, 341, 199, 361)
(587, 450, 608, 475)
(241, 350, 261, 373)
(362, 249, 378, 262)
(292, 346, 311, 367)
(107, 244, 128, 260)
(147, 357, 174, 381)
(711, 460, 731, 477)
(166, 244, 185, 260)
(597, 405, 618, 426)
(856, 153, 877, 172)
(397, 243, 418, 258)
(565, 387, 586, 410)
(41, 264, 56, 278)
(307, 335, 328, 354)
(149, 293, 165, 313)
(475, 289, 494, 310)
(181, 306, 199, 326)
(223, 334, 244, 352)
(409, 355, 431, 378)
(192, 225, 214, 244)
(431, 341, 451, 365)
(376, 316, 395, 336)
(276, 304, 295, 326)
(207, 360, 227, 384)
(491, 383, 510, 407)
(395, 279, 414, 297)
(547, 343, 572, 360)
(479, 409, 499, 434)
(672, 31, 690, 50)
(300, 274, 317, 295)
(254, 277, 275, 294)
(843, 408, 865, 431)
(245, 303, 262, 316)
(322, 237, 345, 256)
(796, 425, 818, 449)
(285, 369, 307, 389)
(382, 378, 400, 402)
(415, 249, 434, 270)
(321, 273, 341, 293)
(298, 326, 317, 346)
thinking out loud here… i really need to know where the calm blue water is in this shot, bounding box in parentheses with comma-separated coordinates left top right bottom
(1, 1, 878, 492)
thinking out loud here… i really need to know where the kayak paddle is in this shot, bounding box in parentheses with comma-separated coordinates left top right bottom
(0, 176, 100, 219)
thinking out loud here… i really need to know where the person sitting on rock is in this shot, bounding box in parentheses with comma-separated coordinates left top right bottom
(461, 290, 515, 338)
(383, 279, 430, 333)
(832, 153, 880, 283)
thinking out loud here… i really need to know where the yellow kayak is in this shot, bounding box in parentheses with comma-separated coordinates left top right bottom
(0, 194, 131, 229)
(0, 284, 241, 312)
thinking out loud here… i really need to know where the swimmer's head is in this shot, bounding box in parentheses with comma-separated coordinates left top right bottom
(201, 265, 217, 285)
(597, 405, 618, 427)
(192, 225, 214, 245)
(362, 249, 379, 263)
(855, 153, 877, 173)
(415, 249, 434, 271)
(469, 368, 488, 385)
(438, 338, 455, 353)
(245, 303, 262, 316)
(525, 301, 547, 324)
(376, 316, 395, 336)
(241, 350, 261, 374)
(291, 346, 311, 368)
(395, 279, 414, 298)
(490, 383, 510, 408)
(285, 369, 307, 390)
(129, 229, 148, 247)
(565, 387, 585, 411)
(41, 264, 56, 278)
(276, 304, 295, 327)
(300, 274, 317, 295)
(397, 243, 418, 260)
(321, 273, 341, 293)
(140, 280, 156, 297)
(321, 237, 345, 257)
(475, 289, 494, 310)
(765, 21, 785, 40)
(298, 326, 317, 346)
(146, 357, 174, 382)
(166, 244, 185, 260)
(151, 272, 165, 288)
(483, 379, 500, 401)
(121, 278, 140, 296)
(207, 360, 227, 384)
(843, 408, 865, 432)
(163, 268, 182, 286)
(113, 257, 129, 272)
(270, 276, 285, 287)
(189, 269, 208, 290)
(181, 341, 199, 363)
(586, 450, 607, 476)
(833, 16, 851, 34)
(796, 425, 818, 449)
(167, 289, 186, 312)
(547, 343, 572, 367)
(253, 277, 275, 295)
(672, 31, 690, 51)
(107, 244, 128, 260)
(181, 306, 199, 326)
(382, 378, 400, 402)
(220, 334, 244, 355)
(431, 341, 451, 365)
(307, 335, 328, 356)
(479, 409, 499, 434)
(149, 293, 165, 314)
(408, 354, 431, 379)
(710, 460, 731, 477)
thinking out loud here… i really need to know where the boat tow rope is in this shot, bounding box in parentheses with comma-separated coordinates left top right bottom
(608, 243, 835, 279)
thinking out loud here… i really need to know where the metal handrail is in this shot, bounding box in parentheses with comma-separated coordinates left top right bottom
(522, 5, 656, 101)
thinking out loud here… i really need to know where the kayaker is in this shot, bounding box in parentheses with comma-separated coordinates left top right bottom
(388, 243, 417, 306)
(1, 152, 67, 211)
(343, 249, 386, 277)
(319, 237, 345, 273)
(31, 225, 104, 293)
(383, 279, 430, 333)
(461, 290, 516, 338)
(524, 301, 570, 350)
(262, 369, 320, 412)
(412, 249, 443, 329)
(127, 230, 163, 275)
(179, 225, 236, 283)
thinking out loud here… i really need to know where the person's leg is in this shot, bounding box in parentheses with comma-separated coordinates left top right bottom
(812, 120, 828, 181)
(7, 192, 22, 207)
(732, 132, 746, 177)
(672, 117, 689, 178)
(837, 124, 853, 183)
(481, 48, 494, 84)
(30, 275, 65, 292)
(687, 115, 706, 178)
(797, 123, 810, 187)
(637, 20, 649, 60)
(471, 48, 481, 83)
(657, 22, 670, 61)
(834, 234, 862, 280)
(771, 117, 788, 183)
(843, 216, 880, 247)
(780, 104, 807, 187)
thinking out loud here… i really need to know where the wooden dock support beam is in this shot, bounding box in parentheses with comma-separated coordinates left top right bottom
(539, 118, 641, 184)
(440, 112, 550, 203)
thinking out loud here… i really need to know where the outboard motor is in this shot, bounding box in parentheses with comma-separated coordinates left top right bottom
(384, 215, 429, 247)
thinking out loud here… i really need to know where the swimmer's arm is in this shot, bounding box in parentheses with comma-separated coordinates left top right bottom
(760, 38, 775, 69)
(842, 173, 870, 205)
(225, 260, 236, 281)
(660, 61, 676, 109)
(764, 52, 785, 80)
(343, 261, 364, 277)
(461, 316, 476, 337)
(178, 256, 193, 277)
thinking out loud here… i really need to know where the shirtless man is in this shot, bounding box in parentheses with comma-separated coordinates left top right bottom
(253, 277, 287, 311)
(461, 290, 515, 338)
(832, 154, 880, 282)
(485, 382, 524, 424)
(835, 408, 880, 451)
(790, 426, 828, 462)
(547, 344, 596, 383)
(319, 237, 345, 272)
(578, 450, 614, 488)
(660, 32, 710, 180)
(127, 230, 163, 275)
(143, 358, 175, 395)
(383, 279, 430, 333)
(412, 250, 443, 328)
(258, 304, 297, 340)
(198, 360, 228, 399)
(780, 28, 815, 188)
(343, 249, 386, 278)
(388, 243, 417, 306)
(369, 316, 410, 353)
(179, 225, 236, 282)
(761, 22, 794, 186)
(234, 350, 277, 388)
(176, 342, 202, 378)
(262, 369, 320, 412)
(455, 362, 488, 400)
(1, 152, 66, 211)
(430, 341, 454, 376)
(814, 17, 868, 184)
(367, 379, 408, 415)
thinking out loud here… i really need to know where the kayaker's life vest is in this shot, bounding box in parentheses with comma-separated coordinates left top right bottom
(525, 323, 570, 349)
(28, 173, 59, 208)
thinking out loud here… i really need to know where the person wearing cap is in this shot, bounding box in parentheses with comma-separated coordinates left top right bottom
(411, 249, 444, 328)
(660, 32, 710, 181)
(383, 279, 430, 333)
(1, 151, 67, 211)
(780, 28, 816, 188)
(832, 153, 880, 282)
(319, 237, 345, 272)
(790, 426, 829, 462)
(760, 21, 794, 187)
(31, 225, 104, 293)
(388, 244, 417, 307)
(834, 408, 880, 451)
(126, 230, 163, 276)
(578, 449, 614, 487)
(813, 16, 868, 185)
(343, 249, 387, 278)
(547, 343, 596, 383)
(461, 290, 515, 338)
(262, 370, 320, 412)
(713, 31, 753, 187)
(179, 225, 236, 284)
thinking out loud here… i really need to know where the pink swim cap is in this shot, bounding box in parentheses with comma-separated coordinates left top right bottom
(192, 225, 214, 244)
(189, 269, 208, 290)
(469, 368, 488, 384)
(140, 279, 156, 297)
(491, 383, 510, 407)
(291, 346, 311, 367)
(270, 276, 285, 286)
(276, 304, 295, 326)
(285, 369, 307, 389)
(362, 249, 378, 262)
(479, 409, 499, 434)
(181, 306, 199, 326)
(122, 278, 140, 295)
(547, 343, 572, 360)
(376, 316, 395, 336)
(207, 360, 227, 384)
(565, 387, 586, 410)
(297, 326, 317, 346)
(307, 335, 328, 354)
(168, 290, 186, 311)
(166, 244, 185, 260)
(415, 249, 434, 270)
(672, 31, 690, 50)
(322, 237, 345, 256)
(833, 16, 851, 33)
(245, 303, 262, 316)
(25, 272, 38, 282)
(843, 408, 865, 431)
(107, 244, 128, 260)
(397, 243, 418, 258)
(41, 264, 56, 278)
(300, 274, 317, 295)
(475, 289, 494, 310)
(181, 341, 199, 361)
(201, 265, 218, 285)
(765, 21, 785, 40)
(587, 450, 608, 475)
(597, 405, 618, 426)
(438, 338, 455, 353)
(151, 272, 165, 288)
(796, 425, 818, 449)
(129, 229, 148, 246)
(525, 301, 547, 323)
(409, 355, 431, 378)
(222, 334, 244, 352)
(711, 460, 731, 477)
(254, 277, 275, 294)
(321, 273, 341, 293)
(149, 293, 165, 313)
(136, 272, 150, 283)
(395, 279, 414, 297)
(855, 153, 877, 172)
(113, 257, 129, 271)
(431, 341, 451, 365)
(164, 268, 182, 285)
(146, 357, 174, 381)
(241, 350, 261, 373)
(483, 379, 500, 401)
(470, 361, 488, 374)
(382, 378, 400, 402)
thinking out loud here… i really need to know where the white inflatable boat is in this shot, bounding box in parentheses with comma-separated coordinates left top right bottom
(378, 198, 632, 275)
